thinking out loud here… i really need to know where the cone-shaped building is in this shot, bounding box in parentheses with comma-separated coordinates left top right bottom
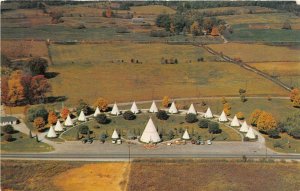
(78, 110, 87, 122)
(130, 101, 140, 114)
(94, 107, 101, 117)
(168, 102, 178, 114)
(111, 102, 120, 115)
(140, 118, 161, 143)
(64, 114, 73, 126)
(54, 119, 63, 132)
(149, 101, 158, 113)
(230, 115, 240, 127)
(239, 121, 249, 133)
(246, 127, 256, 139)
(204, 107, 213, 118)
(47, 125, 57, 138)
(187, 103, 197, 114)
(182, 129, 190, 140)
(111, 129, 119, 140)
(219, 110, 228, 122)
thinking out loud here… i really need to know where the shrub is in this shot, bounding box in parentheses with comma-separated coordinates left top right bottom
(236, 112, 244, 120)
(4, 134, 14, 142)
(33, 117, 45, 131)
(289, 128, 300, 139)
(156, 110, 169, 120)
(26, 57, 48, 75)
(282, 21, 291, 30)
(162, 96, 169, 108)
(2, 125, 15, 134)
(273, 140, 285, 149)
(100, 133, 107, 143)
(116, 27, 130, 33)
(185, 113, 198, 123)
(76, 23, 86, 29)
(168, 130, 174, 140)
(79, 125, 89, 134)
(95, 114, 108, 124)
(267, 129, 280, 138)
(243, 137, 250, 141)
(27, 106, 49, 122)
(208, 122, 221, 134)
(198, 119, 209, 128)
(123, 111, 136, 120)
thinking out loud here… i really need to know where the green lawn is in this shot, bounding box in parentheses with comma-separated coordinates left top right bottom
(265, 133, 300, 153)
(61, 113, 241, 142)
(1, 132, 54, 153)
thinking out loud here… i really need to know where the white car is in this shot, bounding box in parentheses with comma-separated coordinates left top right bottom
(207, 140, 212, 145)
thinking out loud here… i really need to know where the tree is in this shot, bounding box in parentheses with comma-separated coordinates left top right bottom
(21, 74, 33, 104)
(249, 109, 263, 126)
(162, 96, 169, 108)
(190, 21, 201, 36)
(282, 20, 291, 30)
(34, 117, 45, 131)
(211, 26, 220, 36)
(4, 134, 14, 142)
(203, 17, 214, 32)
(223, 103, 231, 116)
(26, 57, 48, 76)
(292, 94, 300, 108)
(236, 112, 244, 120)
(27, 106, 49, 122)
(2, 125, 15, 134)
(50, 11, 63, 24)
(290, 88, 299, 101)
(185, 113, 198, 123)
(221, 97, 227, 104)
(267, 129, 280, 138)
(79, 125, 89, 135)
(60, 107, 70, 119)
(289, 128, 300, 139)
(123, 111, 136, 120)
(48, 111, 58, 125)
(76, 99, 91, 115)
(198, 119, 209, 128)
(156, 14, 171, 31)
(168, 130, 175, 140)
(8, 70, 25, 105)
(257, 111, 277, 132)
(94, 97, 108, 111)
(1, 76, 9, 105)
(100, 132, 107, 143)
(173, 14, 186, 34)
(156, 110, 169, 120)
(30, 75, 51, 103)
(29, 130, 33, 138)
(208, 122, 221, 134)
(95, 114, 108, 124)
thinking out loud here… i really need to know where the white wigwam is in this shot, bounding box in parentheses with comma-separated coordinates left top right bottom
(111, 102, 120, 115)
(204, 107, 213, 118)
(130, 101, 140, 114)
(94, 107, 101, 117)
(149, 101, 158, 113)
(230, 115, 240, 127)
(182, 129, 190, 140)
(47, 125, 57, 138)
(187, 103, 197, 114)
(54, 119, 63, 132)
(246, 127, 256, 139)
(78, 110, 87, 122)
(64, 114, 73, 126)
(239, 121, 249, 132)
(140, 118, 161, 143)
(219, 110, 228, 122)
(111, 129, 119, 139)
(168, 101, 178, 114)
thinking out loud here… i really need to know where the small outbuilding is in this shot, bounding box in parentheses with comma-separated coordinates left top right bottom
(204, 107, 213, 118)
(187, 103, 197, 114)
(130, 101, 140, 114)
(47, 126, 57, 138)
(169, 102, 178, 114)
(218, 110, 228, 122)
(94, 107, 101, 117)
(149, 101, 158, 113)
(230, 115, 240, 127)
(64, 114, 74, 126)
(140, 118, 161, 143)
(239, 121, 249, 133)
(111, 102, 121, 116)
(182, 129, 191, 140)
(0, 116, 19, 126)
(54, 119, 63, 132)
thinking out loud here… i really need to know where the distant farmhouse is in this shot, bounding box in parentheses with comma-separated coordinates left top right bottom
(0, 116, 19, 126)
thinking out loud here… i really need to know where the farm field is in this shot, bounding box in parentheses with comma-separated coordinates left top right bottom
(128, 160, 300, 191)
(208, 43, 300, 62)
(48, 42, 288, 105)
(249, 62, 300, 88)
(60, 113, 241, 142)
(130, 5, 176, 15)
(1, 132, 54, 153)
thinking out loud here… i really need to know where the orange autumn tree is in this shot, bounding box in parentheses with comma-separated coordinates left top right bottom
(223, 103, 231, 116)
(292, 94, 300, 108)
(60, 108, 70, 119)
(34, 117, 45, 131)
(290, 88, 299, 101)
(236, 112, 244, 120)
(48, 111, 58, 125)
(211, 26, 220, 36)
(8, 70, 25, 105)
(249, 109, 263, 126)
(257, 111, 277, 132)
(94, 97, 109, 111)
(162, 96, 170, 108)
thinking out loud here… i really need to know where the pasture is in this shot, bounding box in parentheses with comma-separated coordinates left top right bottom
(48, 42, 287, 105)
(130, 5, 176, 15)
(208, 43, 300, 62)
(60, 113, 241, 142)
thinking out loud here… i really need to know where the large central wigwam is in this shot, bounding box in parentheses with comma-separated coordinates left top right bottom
(140, 118, 161, 143)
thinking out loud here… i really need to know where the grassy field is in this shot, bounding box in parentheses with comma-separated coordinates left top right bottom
(249, 62, 300, 88)
(1, 132, 54, 153)
(265, 133, 300, 153)
(61, 113, 241, 142)
(128, 160, 300, 191)
(53, 163, 129, 191)
(48, 42, 287, 105)
(208, 43, 300, 62)
(130, 5, 176, 15)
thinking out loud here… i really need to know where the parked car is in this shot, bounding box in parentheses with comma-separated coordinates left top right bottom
(167, 142, 172, 146)
(207, 140, 212, 145)
(200, 140, 205, 145)
(191, 140, 196, 144)
(196, 140, 201, 145)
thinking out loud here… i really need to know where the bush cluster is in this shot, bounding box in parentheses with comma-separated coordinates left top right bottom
(185, 113, 198, 123)
(123, 111, 136, 120)
(156, 110, 169, 120)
